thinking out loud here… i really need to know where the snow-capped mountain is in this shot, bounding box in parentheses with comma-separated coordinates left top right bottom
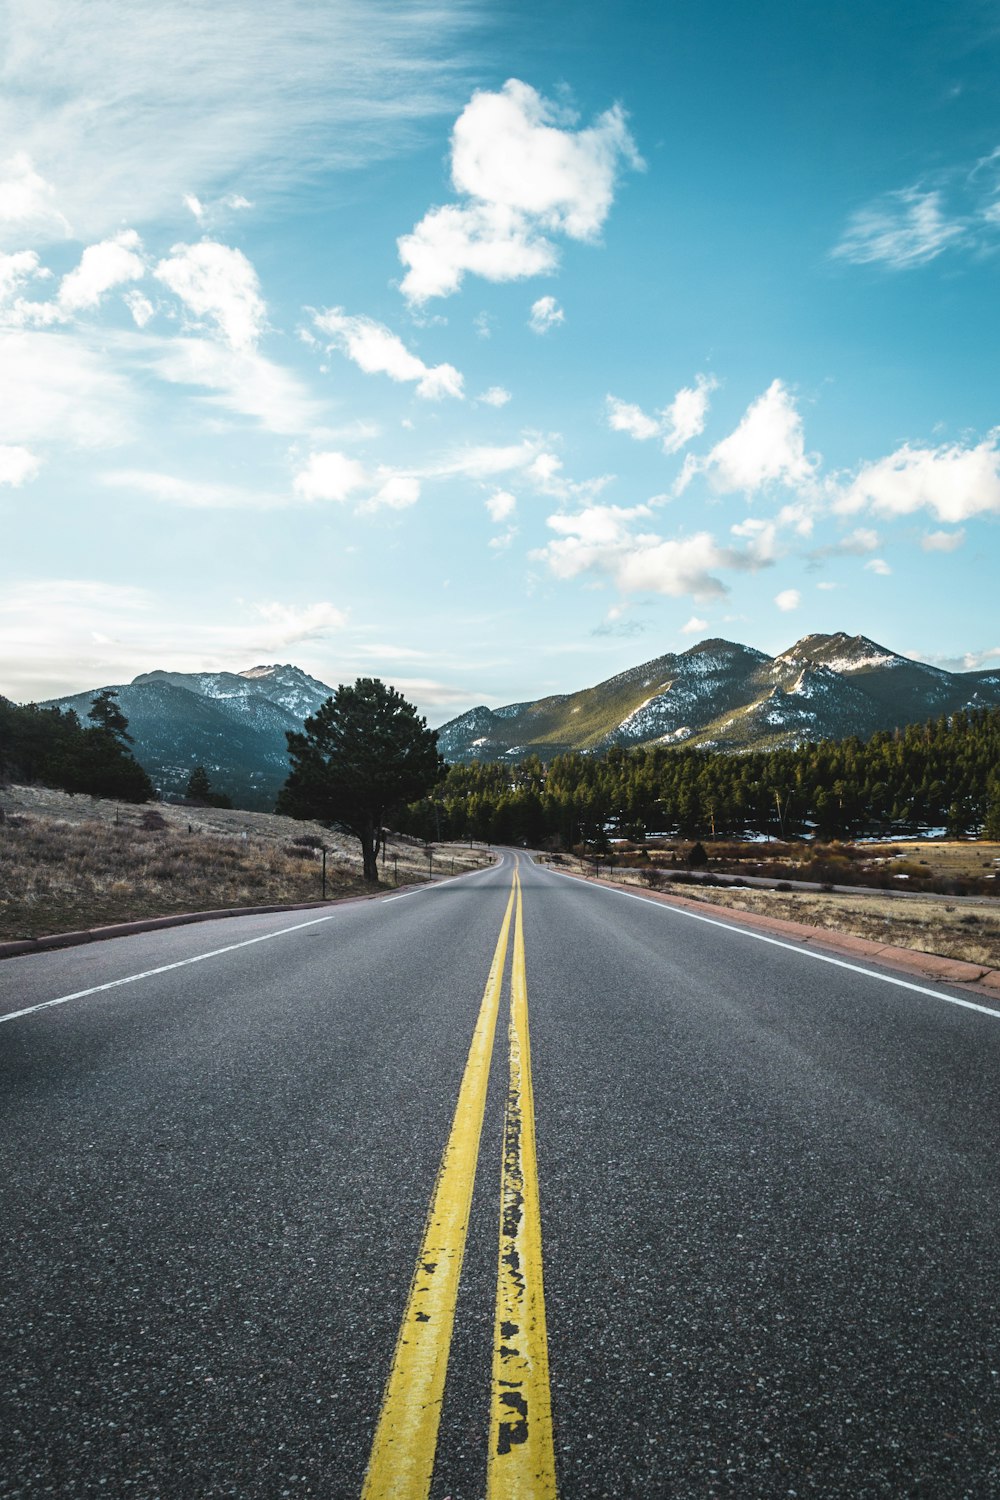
(35, 635, 1000, 803)
(437, 632, 1000, 763)
(41, 664, 334, 809)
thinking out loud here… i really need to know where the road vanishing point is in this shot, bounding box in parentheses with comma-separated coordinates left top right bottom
(2, 852, 999, 1498)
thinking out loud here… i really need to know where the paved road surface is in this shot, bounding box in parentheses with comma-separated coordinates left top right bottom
(2, 852, 999, 1498)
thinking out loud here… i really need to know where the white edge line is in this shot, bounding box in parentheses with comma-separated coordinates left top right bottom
(0, 910, 346, 1027)
(2, 859, 505, 1026)
(540, 864, 1000, 1021)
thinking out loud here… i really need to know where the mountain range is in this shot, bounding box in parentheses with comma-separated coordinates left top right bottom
(436, 632, 1000, 763)
(34, 633, 1000, 806)
(41, 665, 334, 810)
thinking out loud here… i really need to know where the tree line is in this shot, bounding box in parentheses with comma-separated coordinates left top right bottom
(0, 689, 155, 802)
(399, 708, 1000, 846)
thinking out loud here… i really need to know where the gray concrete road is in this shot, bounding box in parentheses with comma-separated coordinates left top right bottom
(2, 851, 999, 1498)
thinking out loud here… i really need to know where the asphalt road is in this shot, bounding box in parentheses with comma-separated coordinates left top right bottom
(2, 852, 999, 1498)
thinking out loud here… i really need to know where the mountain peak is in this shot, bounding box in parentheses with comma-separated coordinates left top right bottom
(779, 632, 899, 672)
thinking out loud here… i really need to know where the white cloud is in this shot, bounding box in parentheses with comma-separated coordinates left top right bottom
(529, 295, 564, 334)
(251, 599, 347, 642)
(0, 152, 71, 244)
(399, 79, 641, 303)
(535, 505, 728, 599)
(478, 385, 511, 407)
(102, 469, 288, 509)
(606, 396, 660, 441)
(0, 444, 41, 486)
(359, 472, 421, 513)
(293, 450, 367, 503)
(147, 334, 322, 434)
(312, 307, 463, 399)
(681, 379, 817, 496)
(398, 201, 558, 303)
(832, 188, 965, 269)
(609, 374, 718, 454)
(864, 557, 892, 575)
(0, 579, 349, 700)
(660, 374, 719, 454)
(921, 528, 965, 552)
(836, 433, 1000, 522)
(0, 3, 480, 241)
(486, 489, 517, 522)
(155, 241, 266, 350)
(681, 615, 708, 635)
(0, 249, 51, 303)
(774, 588, 801, 611)
(433, 438, 545, 480)
(60, 229, 146, 311)
(124, 290, 155, 327)
(0, 330, 135, 447)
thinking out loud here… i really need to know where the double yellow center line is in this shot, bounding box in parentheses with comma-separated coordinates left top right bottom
(362, 865, 557, 1499)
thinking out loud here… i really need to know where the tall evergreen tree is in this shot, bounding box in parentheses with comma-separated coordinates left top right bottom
(278, 678, 442, 882)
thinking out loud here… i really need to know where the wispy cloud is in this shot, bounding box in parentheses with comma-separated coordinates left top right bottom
(311, 307, 463, 399)
(0, 579, 347, 700)
(0, 0, 483, 239)
(832, 188, 965, 269)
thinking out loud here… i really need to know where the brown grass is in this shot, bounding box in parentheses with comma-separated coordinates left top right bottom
(0, 785, 491, 942)
(548, 856, 1000, 970)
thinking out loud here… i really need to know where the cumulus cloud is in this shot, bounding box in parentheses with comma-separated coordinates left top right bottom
(864, 557, 892, 575)
(529, 295, 564, 333)
(312, 307, 463, 399)
(534, 504, 729, 600)
(774, 588, 801, 611)
(155, 241, 266, 350)
(606, 396, 660, 442)
(359, 472, 421, 513)
(2, 231, 146, 327)
(607, 373, 718, 454)
(293, 450, 367, 503)
(679, 379, 817, 497)
(0, 249, 51, 304)
(921, 528, 965, 552)
(478, 385, 511, 407)
(681, 615, 708, 635)
(0, 444, 41, 486)
(485, 489, 516, 522)
(835, 433, 1000, 522)
(399, 79, 641, 303)
(60, 229, 146, 311)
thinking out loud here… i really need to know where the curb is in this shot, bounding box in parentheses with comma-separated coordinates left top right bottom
(0, 885, 427, 963)
(546, 866, 1000, 999)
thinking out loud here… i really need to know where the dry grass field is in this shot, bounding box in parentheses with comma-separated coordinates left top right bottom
(0, 785, 490, 943)
(549, 851, 1000, 970)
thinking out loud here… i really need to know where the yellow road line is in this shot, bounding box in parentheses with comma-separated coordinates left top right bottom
(487, 866, 558, 1499)
(362, 876, 517, 1500)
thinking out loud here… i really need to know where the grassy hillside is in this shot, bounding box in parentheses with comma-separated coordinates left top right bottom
(0, 786, 489, 942)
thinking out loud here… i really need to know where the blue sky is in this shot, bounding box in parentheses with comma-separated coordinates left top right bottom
(2, 0, 999, 721)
